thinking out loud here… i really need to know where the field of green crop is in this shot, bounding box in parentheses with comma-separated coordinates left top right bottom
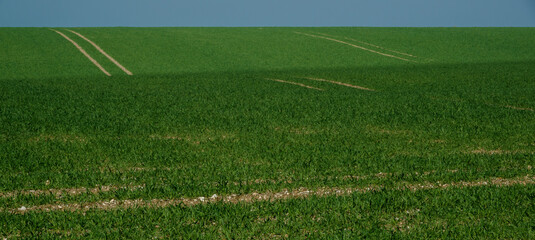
(1, 27, 534, 239)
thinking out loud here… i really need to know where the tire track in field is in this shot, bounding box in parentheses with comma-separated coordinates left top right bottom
(50, 29, 111, 76)
(295, 32, 415, 62)
(2, 229, 91, 239)
(505, 105, 534, 112)
(311, 32, 421, 59)
(430, 96, 535, 114)
(6, 175, 534, 214)
(67, 29, 133, 75)
(0, 184, 145, 199)
(265, 78, 324, 91)
(3, 165, 530, 199)
(302, 77, 376, 91)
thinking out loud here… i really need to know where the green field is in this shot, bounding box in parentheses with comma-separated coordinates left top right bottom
(1, 27, 534, 238)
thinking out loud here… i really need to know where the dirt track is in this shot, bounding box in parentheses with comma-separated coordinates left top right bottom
(51, 29, 111, 76)
(67, 29, 133, 75)
(266, 78, 324, 91)
(295, 32, 415, 62)
(6, 175, 533, 214)
(304, 77, 375, 91)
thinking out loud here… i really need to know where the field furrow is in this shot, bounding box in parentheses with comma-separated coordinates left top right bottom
(295, 31, 415, 62)
(66, 29, 133, 75)
(265, 78, 324, 91)
(302, 77, 376, 91)
(312, 31, 422, 59)
(50, 29, 111, 76)
(5, 175, 533, 214)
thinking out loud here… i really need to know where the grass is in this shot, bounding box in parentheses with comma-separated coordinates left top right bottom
(2, 186, 533, 239)
(0, 27, 534, 239)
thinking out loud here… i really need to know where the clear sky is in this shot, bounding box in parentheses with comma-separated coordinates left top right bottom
(1, 0, 534, 27)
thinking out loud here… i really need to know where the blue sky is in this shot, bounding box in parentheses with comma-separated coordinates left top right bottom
(1, 0, 534, 27)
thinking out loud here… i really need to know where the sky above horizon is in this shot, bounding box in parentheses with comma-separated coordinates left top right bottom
(1, 0, 534, 27)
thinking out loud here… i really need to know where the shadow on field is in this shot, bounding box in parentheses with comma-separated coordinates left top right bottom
(5, 60, 533, 102)
(1, 60, 534, 194)
(3, 59, 535, 82)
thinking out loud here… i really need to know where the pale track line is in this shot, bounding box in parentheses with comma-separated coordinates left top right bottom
(6, 175, 533, 214)
(295, 32, 415, 62)
(303, 77, 376, 91)
(67, 29, 133, 75)
(0, 184, 145, 199)
(3, 165, 530, 200)
(431, 97, 534, 113)
(312, 31, 419, 59)
(50, 29, 111, 76)
(505, 105, 534, 112)
(265, 78, 324, 91)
